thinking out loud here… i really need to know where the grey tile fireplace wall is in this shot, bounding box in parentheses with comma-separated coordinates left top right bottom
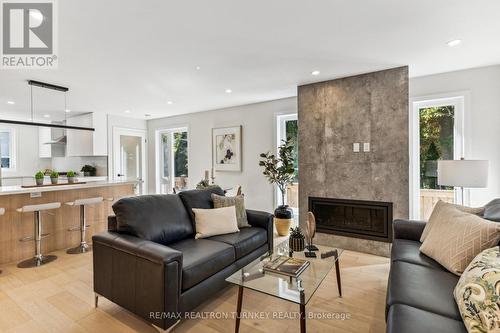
(298, 66, 409, 257)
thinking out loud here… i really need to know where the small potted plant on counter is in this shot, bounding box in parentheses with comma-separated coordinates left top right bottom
(289, 226, 305, 252)
(81, 164, 97, 177)
(35, 171, 44, 186)
(67, 170, 76, 183)
(50, 171, 59, 184)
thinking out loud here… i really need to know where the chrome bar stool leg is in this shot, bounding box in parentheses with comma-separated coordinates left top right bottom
(18, 210, 57, 268)
(67, 205, 91, 254)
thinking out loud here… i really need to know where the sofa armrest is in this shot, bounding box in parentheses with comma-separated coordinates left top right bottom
(108, 215, 117, 231)
(246, 209, 274, 252)
(393, 219, 427, 242)
(92, 232, 182, 330)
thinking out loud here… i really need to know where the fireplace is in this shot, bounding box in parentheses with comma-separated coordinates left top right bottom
(309, 197, 393, 243)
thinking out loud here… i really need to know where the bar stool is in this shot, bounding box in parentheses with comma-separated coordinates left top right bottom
(0, 208, 4, 274)
(65, 197, 103, 254)
(16, 202, 61, 268)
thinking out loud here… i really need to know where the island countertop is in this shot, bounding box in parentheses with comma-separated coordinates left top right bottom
(0, 177, 141, 196)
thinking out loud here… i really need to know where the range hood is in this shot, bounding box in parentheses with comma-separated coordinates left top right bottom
(44, 134, 67, 145)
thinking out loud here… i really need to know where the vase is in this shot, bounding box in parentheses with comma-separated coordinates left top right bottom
(289, 237, 305, 252)
(36, 178, 44, 186)
(50, 177, 58, 184)
(68, 177, 75, 183)
(274, 205, 293, 236)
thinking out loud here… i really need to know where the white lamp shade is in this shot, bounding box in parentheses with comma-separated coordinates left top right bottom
(437, 160, 489, 188)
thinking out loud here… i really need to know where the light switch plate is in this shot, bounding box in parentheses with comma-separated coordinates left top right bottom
(353, 143, 360, 152)
(363, 142, 370, 152)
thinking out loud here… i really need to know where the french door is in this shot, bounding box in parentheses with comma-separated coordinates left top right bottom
(155, 127, 189, 194)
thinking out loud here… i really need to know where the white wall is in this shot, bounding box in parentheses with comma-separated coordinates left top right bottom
(147, 97, 297, 212)
(410, 65, 500, 206)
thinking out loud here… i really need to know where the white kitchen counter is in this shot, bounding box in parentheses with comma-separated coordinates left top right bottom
(0, 178, 141, 196)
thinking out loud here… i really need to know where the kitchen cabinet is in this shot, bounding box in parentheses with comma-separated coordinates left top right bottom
(66, 112, 107, 156)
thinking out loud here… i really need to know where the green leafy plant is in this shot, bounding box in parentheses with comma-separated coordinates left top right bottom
(81, 164, 96, 176)
(289, 226, 305, 239)
(259, 137, 295, 206)
(35, 171, 44, 180)
(67, 170, 75, 177)
(50, 171, 59, 178)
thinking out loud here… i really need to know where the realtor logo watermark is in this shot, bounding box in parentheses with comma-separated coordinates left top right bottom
(1, 0, 58, 68)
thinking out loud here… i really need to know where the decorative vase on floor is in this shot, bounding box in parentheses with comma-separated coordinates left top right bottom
(274, 205, 293, 236)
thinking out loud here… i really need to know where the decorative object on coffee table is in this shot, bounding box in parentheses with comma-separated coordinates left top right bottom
(289, 226, 305, 252)
(305, 211, 318, 252)
(50, 171, 59, 184)
(212, 126, 242, 171)
(259, 138, 296, 236)
(35, 171, 44, 186)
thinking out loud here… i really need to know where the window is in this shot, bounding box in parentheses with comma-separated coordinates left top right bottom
(411, 96, 464, 220)
(277, 114, 298, 211)
(0, 128, 16, 171)
(157, 127, 188, 194)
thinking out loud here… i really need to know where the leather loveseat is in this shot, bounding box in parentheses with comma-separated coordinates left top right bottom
(386, 219, 466, 333)
(92, 187, 273, 331)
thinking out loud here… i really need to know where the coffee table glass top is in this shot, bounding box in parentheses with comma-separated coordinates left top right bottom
(226, 241, 343, 305)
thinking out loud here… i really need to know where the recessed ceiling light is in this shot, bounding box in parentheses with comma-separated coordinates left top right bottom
(311, 70, 320, 76)
(225, 89, 232, 93)
(167, 101, 173, 105)
(43, 114, 50, 118)
(195, 66, 201, 70)
(124, 110, 131, 114)
(7, 101, 15, 105)
(447, 39, 462, 47)
(65, 109, 71, 113)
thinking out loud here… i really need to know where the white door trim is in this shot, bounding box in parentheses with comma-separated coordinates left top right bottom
(409, 91, 469, 219)
(112, 127, 147, 194)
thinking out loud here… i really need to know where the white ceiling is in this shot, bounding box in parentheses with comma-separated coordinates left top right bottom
(1, 0, 499, 120)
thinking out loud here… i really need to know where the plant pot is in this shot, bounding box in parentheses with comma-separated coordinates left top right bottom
(83, 171, 90, 177)
(289, 237, 305, 252)
(68, 177, 76, 183)
(274, 205, 293, 236)
(50, 177, 58, 185)
(36, 178, 44, 186)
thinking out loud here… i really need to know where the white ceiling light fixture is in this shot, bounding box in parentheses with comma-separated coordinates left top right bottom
(167, 101, 173, 105)
(447, 39, 462, 47)
(7, 101, 15, 105)
(65, 109, 71, 113)
(195, 66, 201, 70)
(43, 114, 50, 118)
(311, 70, 320, 76)
(124, 110, 131, 114)
(225, 89, 232, 93)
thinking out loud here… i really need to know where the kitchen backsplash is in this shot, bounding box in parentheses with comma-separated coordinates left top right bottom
(51, 156, 108, 176)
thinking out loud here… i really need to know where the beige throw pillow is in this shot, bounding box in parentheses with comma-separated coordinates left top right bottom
(192, 206, 240, 239)
(212, 193, 250, 228)
(420, 202, 500, 275)
(420, 201, 485, 242)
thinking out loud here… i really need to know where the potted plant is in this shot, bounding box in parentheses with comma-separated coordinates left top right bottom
(50, 171, 59, 184)
(259, 138, 296, 236)
(35, 171, 44, 186)
(289, 226, 305, 252)
(81, 164, 96, 177)
(67, 170, 76, 183)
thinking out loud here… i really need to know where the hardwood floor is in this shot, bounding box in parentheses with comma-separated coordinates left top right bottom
(0, 247, 389, 333)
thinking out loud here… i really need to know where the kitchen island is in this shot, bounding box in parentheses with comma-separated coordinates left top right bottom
(0, 178, 139, 265)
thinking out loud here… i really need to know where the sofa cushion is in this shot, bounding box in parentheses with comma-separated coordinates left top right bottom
(387, 304, 467, 333)
(169, 238, 235, 290)
(113, 194, 193, 245)
(192, 206, 240, 239)
(207, 227, 267, 259)
(387, 261, 461, 320)
(178, 187, 225, 224)
(391, 239, 443, 270)
(484, 198, 500, 222)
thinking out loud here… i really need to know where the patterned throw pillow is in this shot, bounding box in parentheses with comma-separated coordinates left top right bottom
(454, 246, 500, 333)
(211, 194, 250, 228)
(420, 202, 500, 275)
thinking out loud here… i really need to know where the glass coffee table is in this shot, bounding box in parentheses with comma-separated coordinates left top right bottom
(226, 241, 343, 333)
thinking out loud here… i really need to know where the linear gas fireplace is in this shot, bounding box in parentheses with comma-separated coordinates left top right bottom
(309, 197, 393, 243)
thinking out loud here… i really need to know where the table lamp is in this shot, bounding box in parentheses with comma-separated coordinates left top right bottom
(437, 159, 489, 206)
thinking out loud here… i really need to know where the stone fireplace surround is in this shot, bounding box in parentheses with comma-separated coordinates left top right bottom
(298, 66, 409, 257)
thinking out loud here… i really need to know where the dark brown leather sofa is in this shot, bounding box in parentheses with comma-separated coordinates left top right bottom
(92, 187, 273, 331)
(386, 219, 466, 333)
